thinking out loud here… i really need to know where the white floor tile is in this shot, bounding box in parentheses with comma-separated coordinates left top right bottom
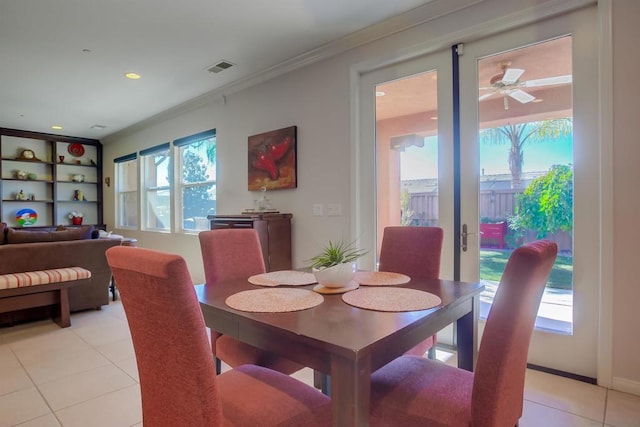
(10, 330, 91, 366)
(38, 365, 136, 411)
(113, 356, 139, 382)
(524, 369, 607, 422)
(54, 384, 142, 427)
(0, 387, 51, 427)
(605, 390, 640, 427)
(14, 413, 61, 427)
(0, 365, 33, 397)
(0, 320, 59, 347)
(520, 400, 603, 427)
(94, 338, 135, 363)
(71, 320, 131, 348)
(23, 348, 111, 385)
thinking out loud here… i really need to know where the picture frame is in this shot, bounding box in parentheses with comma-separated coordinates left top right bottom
(248, 126, 297, 190)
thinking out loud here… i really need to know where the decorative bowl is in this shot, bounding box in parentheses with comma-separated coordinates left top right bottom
(312, 262, 356, 288)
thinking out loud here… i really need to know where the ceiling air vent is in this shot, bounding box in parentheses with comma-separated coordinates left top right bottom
(206, 60, 235, 74)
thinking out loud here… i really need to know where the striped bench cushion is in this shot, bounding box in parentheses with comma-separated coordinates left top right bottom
(0, 267, 91, 290)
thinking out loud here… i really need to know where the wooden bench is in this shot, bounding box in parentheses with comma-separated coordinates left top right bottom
(0, 267, 91, 328)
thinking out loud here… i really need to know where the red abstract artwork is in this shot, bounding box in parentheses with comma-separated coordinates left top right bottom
(248, 126, 297, 190)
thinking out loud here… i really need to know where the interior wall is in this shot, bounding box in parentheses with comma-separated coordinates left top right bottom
(100, 0, 640, 392)
(611, 0, 640, 394)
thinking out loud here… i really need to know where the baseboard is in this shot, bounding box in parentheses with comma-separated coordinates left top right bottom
(526, 363, 597, 385)
(612, 377, 640, 396)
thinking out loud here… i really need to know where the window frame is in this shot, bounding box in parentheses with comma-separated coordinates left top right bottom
(114, 153, 138, 229)
(174, 130, 217, 234)
(140, 143, 172, 232)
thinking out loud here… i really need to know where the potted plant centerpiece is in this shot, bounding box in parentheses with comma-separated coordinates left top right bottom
(310, 240, 367, 289)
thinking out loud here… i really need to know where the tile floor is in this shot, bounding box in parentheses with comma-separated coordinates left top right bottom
(1, 301, 639, 427)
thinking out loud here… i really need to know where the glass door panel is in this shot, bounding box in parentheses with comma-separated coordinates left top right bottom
(477, 36, 574, 334)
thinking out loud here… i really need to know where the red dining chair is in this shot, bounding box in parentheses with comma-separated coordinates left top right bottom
(199, 229, 304, 375)
(106, 246, 331, 426)
(378, 226, 444, 358)
(369, 239, 558, 427)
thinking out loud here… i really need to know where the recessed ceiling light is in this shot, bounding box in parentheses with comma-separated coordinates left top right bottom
(532, 98, 543, 103)
(376, 91, 386, 97)
(51, 125, 63, 130)
(125, 72, 141, 80)
(90, 124, 107, 130)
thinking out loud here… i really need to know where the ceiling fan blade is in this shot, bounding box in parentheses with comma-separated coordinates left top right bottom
(501, 68, 525, 84)
(479, 92, 496, 101)
(508, 89, 536, 103)
(522, 74, 572, 87)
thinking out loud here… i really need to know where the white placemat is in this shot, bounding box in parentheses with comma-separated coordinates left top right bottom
(341, 287, 441, 312)
(248, 270, 317, 287)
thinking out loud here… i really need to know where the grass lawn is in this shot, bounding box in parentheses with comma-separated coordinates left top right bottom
(480, 249, 573, 290)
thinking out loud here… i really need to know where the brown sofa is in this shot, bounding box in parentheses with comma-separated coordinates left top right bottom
(0, 223, 121, 324)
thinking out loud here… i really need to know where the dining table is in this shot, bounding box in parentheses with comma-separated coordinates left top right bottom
(195, 274, 484, 427)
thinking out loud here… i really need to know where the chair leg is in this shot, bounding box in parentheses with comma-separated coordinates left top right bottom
(427, 346, 436, 360)
(215, 356, 222, 375)
(313, 370, 332, 395)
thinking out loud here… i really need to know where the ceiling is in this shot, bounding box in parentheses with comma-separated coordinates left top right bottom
(0, 0, 435, 140)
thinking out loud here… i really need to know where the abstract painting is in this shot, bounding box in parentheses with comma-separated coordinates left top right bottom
(248, 126, 297, 190)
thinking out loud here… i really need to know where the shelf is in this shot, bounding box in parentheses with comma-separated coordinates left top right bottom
(2, 178, 54, 183)
(57, 180, 98, 184)
(57, 162, 98, 168)
(57, 200, 99, 204)
(1, 158, 53, 165)
(1, 130, 103, 228)
(2, 199, 54, 203)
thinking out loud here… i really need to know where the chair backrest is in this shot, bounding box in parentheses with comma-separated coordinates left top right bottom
(199, 229, 266, 285)
(472, 240, 558, 427)
(106, 246, 222, 426)
(378, 226, 444, 279)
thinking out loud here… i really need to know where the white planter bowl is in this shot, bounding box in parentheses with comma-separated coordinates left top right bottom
(312, 262, 356, 288)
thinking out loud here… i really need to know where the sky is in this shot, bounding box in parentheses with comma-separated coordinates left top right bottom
(400, 133, 573, 180)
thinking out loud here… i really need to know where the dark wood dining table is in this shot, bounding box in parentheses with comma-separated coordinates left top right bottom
(195, 277, 484, 427)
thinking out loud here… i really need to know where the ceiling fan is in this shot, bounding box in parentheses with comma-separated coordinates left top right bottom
(479, 61, 572, 110)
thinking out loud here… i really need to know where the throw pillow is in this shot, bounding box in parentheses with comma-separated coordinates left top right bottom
(50, 225, 94, 241)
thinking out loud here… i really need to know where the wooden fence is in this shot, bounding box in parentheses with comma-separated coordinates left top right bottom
(407, 189, 572, 252)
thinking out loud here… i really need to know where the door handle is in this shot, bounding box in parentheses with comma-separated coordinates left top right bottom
(460, 223, 477, 252)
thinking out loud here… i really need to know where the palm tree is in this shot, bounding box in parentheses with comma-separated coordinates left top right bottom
(480, 118, 572, 189)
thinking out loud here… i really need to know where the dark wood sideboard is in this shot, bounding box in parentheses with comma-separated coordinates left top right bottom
(207, 213, 292, 271)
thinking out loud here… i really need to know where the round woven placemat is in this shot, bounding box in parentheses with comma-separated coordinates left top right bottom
(341, 287, 441, 312)
(248, 271, 317, 287)
(354, 271, 410, 286)
(225, 288, 324, 313)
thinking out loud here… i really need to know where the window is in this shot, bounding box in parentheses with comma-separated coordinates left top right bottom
(141, 143, 171, 231)
(174, 130, 216, 232)
(114, 153, 138, 228)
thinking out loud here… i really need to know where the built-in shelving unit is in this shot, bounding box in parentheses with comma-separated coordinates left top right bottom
(0, 128, 103, 228)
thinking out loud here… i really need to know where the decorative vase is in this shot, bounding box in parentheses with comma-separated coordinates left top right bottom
(312, 262, 356, 288)
(72, 217, 83, 225)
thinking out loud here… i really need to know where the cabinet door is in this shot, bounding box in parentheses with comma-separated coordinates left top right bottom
(265, 217, 292, 271)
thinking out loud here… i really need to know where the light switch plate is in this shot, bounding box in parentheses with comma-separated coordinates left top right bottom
(327, 203, 342, 216)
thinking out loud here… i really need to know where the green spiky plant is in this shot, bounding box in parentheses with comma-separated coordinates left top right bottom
(309, 240, 368, 269)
